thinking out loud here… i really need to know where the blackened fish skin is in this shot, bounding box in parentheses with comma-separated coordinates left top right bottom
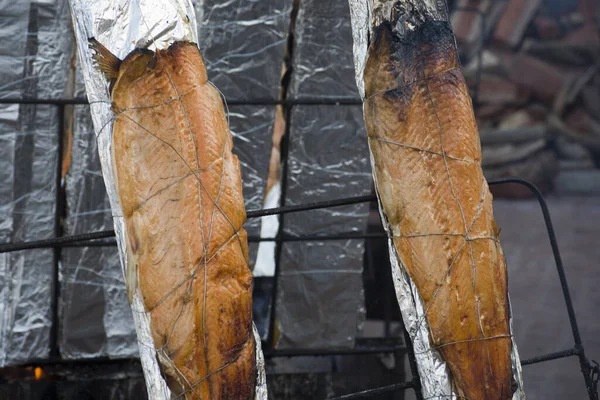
(364, 21, 515, 400)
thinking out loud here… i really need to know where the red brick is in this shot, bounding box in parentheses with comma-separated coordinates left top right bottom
(564, 0, 600, 45)
(476, 104, 511, 120)
(485, 150, 558, 198)
(534, 16, 563, 40)
(451, 0, 492, 50)
(565, 109, 596, 134)
(498, 109, 537, 130)
(476, 74, 530, 105)
(506, 53, 566, 102)
(493, 0, 542, 49)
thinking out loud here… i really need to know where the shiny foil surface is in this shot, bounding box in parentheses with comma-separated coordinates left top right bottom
(68, 0, 267, 398)
(276, 0, 371, 350)
(0, 0, 72, 367)
(347, 0, 526, 398)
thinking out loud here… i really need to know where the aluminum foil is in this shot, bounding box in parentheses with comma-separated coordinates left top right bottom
(196, 0, 293, 100)
(68, 0, 267, 398)
(228, 105, 280, 267)
(196, 0, 294, 266)
(63, 0, 290, 371)
(60, 83, 137, 360)
(289, 1, 362, 100)
(347, 0, 525, 398)
(195, 0, 293, 340)
(273, 0, 371, 350)
(60, 105, 279, 360)
(0, 0, 72, 367)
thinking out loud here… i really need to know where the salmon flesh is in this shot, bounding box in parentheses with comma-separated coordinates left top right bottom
(92, 40, 256, 399)
(364, 21, 515, 399)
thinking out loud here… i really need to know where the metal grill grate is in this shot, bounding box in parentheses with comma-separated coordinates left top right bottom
(0, 92, 597, 398)
(0, 1, 599, 396)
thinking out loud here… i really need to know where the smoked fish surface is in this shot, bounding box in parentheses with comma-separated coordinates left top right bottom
(107, 41, 256, 399)
(364, 21, 515, 399)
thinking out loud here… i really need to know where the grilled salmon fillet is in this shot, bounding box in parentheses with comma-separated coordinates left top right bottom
(91, 40, 256, 399)
(363, 21, 515, 399)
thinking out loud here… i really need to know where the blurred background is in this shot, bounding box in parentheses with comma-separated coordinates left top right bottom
(0, 0, 598, 399)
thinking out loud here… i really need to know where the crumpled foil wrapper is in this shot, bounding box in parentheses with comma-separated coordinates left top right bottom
(68, 0, 267, 398)
(0, 0, 72, 367)
(277, 105, 371, 348)
(274, 0, 371, 349)
(347, 0, 526, 398)
(196, 0, 293, 101)
(60, 74, 138, 360)
(63, 0, 291, 384)
(196, 0, 293, 271)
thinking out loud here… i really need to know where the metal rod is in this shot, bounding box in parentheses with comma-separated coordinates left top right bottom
(403, 328, 424, 399)
(0, 97, 362, 106)
(249, 233, 386, 242)
(263, 345, 407, 358)
(1, 346, 585, 375)
(266, 109, 291, 347)
(1, 232, 388, 251)
(0, 97, 89, 105)
(246, 194, 377, 219)
(49, 104, 64, 361)
(520, 348, 580, 366)
(327, 380, 418, 400)
(0, 136, 594, 398)
(0, 195, 380, 253)
(488, 177, 596, 398)
(0, 230, 116, 253)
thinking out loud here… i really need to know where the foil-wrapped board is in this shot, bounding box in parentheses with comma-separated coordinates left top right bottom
(276, 0, 372, 350)
(61, 0, 295, 361)
(347, 0, 526, 398)
(68, 1, 267, 398)
(0, 0, 72, 366)
(0, 0, 368, 372)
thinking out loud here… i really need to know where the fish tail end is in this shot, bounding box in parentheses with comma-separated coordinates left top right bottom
(88, 37, 121, 81)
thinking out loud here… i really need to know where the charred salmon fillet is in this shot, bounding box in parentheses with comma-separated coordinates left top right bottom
(90, 39, 256, 399)
(364, 21, 515, 399)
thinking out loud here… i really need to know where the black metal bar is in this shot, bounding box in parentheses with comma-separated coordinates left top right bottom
(1, 232, 388, 251)
(488, 178, 583, 344)
(263, 345, 407, 358)
(1, 345, 587, 375)
(0, 356, 135, 369)
(0, 97, 362, 106)
(1, 346, 406, 372)
(0, 230, 116, 253)
(403, 328, 424, 399)
(60, 240, 117, 248)
(488, 177, 596, 398)
(327, 380, 418, 400)
(266, 108, 291, 347)
(248, 233, 386, 242)
(247, 194, 377, 219)
(0, 97, 89, 105)
(49, 103, 65, 361)
(521, 348, 580, 366)
(0, 195, 380, 253)
(0, 165, 595, 396)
